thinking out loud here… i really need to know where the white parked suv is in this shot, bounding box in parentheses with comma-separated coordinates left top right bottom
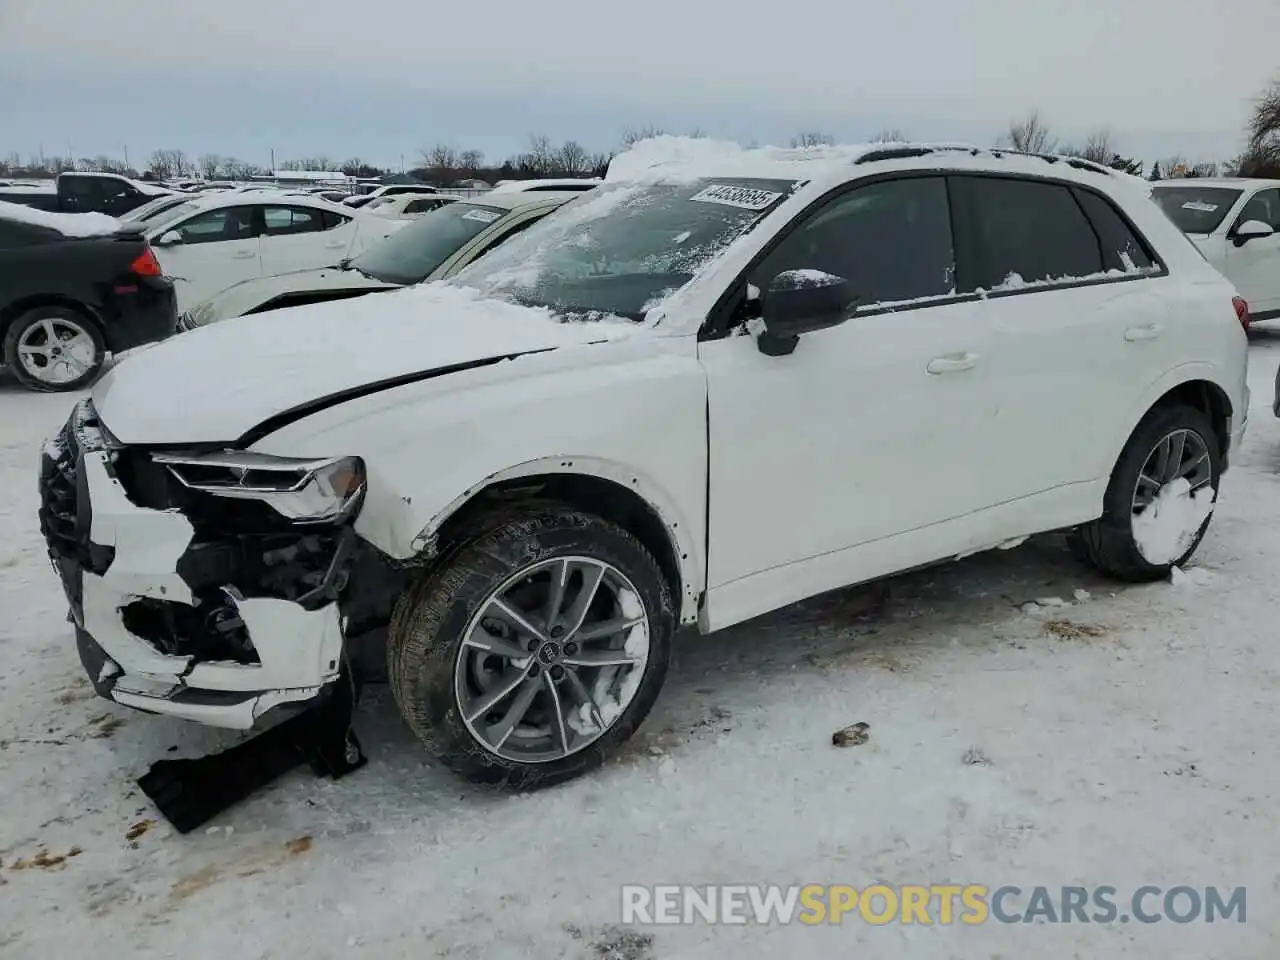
(40, 140, 1249, 792)
(1151, 177, 1280, 321)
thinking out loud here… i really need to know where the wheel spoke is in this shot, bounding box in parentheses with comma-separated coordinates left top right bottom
(544, 673, 569, 756)
(1165, 431, 1187, 482)
(562, 649, 640, 669)
(543, 558, 569, 628)
(39, 318, 57, 344)
(462, 622, 531, 661)
(487, 596, 549, 644)
(1152, 436, 1172, 481)
(488, 676, 542, 748)
(561, 563, 606, 639)
(465, 664, 532, 723)
(575, 615, 644, 643)
(564, 667, 606, 731)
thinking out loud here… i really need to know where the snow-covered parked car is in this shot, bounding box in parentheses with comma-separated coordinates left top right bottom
(1151, 178, 1280, 322)
(363, 193, 458, 220)
(39, 138, 1249, 795)
(177, 191, 579, 329)
(142, 192, 403, 312)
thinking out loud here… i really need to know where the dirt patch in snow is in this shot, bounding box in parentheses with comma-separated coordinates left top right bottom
(1044, 619, 1110, 642)
(564, 923, 655, 960)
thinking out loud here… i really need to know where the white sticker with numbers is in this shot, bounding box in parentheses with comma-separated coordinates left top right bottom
(688, 184, 783, 210)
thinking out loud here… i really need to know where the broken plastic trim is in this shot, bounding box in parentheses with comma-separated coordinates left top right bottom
(234, 347, 561, 448)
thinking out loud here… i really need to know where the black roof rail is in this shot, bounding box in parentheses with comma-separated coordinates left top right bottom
(854, 144, 983, 165)
(989, 148, 1113, 176)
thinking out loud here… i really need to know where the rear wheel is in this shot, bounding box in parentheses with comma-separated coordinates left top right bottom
(1074, 404, 1221, 581)
(387, 507, 674, 789)
(3, 306, 105, 392)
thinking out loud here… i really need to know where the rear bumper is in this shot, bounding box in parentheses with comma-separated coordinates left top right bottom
(104, 280, 178, 353)
(40, 403, 342, 730)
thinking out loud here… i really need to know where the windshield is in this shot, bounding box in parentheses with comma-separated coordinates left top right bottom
(120, 195, 188, 223)
(349, 201, 510, 284)
(146, 200, 203, 232)
(1151, 186, 1242, 234)
(446, 177, 799, 321)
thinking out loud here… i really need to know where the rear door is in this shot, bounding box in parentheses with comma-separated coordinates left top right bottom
(948, 173, 1169, 495)
(58, 175, 103, 213)
(1224, 187, 1280, 315)
(153, 205, 261, 311)
(258, 204, 357, 276)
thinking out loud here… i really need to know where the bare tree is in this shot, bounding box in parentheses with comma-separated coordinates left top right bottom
(556, 140, 590, 174)
(458, 149, 484, 175)
(148, 149, 192, 178)
(222, 158, 261, 180)
(870, 128, 907, 143)
(998, 111, 1056, 154)
(622, 124, 666, 147)
(198, 154, 223, 179)
(791, 131, 835, 148)
(589, 151, 613, 177)
(686, 126, 708, 139)
(524, 134, 557, 175)
(422, 144, 459, 181)
(1237, 77, 1280, 176)
(1158, 154, 1189, 178)
(1059, 129, 1113, 164)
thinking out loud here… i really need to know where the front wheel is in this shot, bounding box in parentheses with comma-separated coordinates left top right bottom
(387, 506, 675, 789)
(1074, 404, 1221, 581)
(3, 307, 106, 392)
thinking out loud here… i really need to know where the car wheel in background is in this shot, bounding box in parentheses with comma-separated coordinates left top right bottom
(3, 306, 106, 392)
(387, 504, 675, 789)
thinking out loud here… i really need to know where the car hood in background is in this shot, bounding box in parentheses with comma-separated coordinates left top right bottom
(185, 266, 401, 327)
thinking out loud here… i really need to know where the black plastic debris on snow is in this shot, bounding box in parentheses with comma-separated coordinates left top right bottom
(137, 674, 367, 834)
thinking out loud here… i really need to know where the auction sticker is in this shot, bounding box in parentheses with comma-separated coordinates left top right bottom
(689, 184, 783, 210)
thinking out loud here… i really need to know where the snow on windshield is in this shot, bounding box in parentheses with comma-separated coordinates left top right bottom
(0, 200, 122, 238)
(447, 176, 799, 321)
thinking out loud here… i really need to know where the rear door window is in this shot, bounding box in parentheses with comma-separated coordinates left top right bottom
(262, 206, 323, 235)
(953, 176, 1103, 289)
(1072, 188, 1155, 272)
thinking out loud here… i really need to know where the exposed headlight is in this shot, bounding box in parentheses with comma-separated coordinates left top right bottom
(152, 451, 365, 522)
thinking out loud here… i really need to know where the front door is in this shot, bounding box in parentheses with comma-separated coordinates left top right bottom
(153, 205, 261, 312)
(1225, 188, 1280, 315)
(700, 175, 1000, 612)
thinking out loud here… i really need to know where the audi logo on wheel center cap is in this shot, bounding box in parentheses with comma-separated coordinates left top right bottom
(536, 641, 561, 666)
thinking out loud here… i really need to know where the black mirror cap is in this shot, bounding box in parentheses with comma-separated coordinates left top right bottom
(757, 270, 855, 354)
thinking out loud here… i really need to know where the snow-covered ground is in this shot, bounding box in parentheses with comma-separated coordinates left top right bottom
(3, 337, 1280, 959)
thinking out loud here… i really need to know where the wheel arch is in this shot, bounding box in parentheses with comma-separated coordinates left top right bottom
(414, 458, 704, 625)
(0, 294, 104, 344)
(1104, 366, 1235, 476)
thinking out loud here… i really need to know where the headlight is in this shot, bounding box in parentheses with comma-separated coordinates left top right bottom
(152, 451, 365, 522)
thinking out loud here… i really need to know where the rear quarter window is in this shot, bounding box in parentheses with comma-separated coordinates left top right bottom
(1071, 188, 1155, 272)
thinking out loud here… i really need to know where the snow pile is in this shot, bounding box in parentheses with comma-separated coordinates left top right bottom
(0, 199, 122, 238)
(1133, 477, 1215, 565)
(604, 134, 880, 183)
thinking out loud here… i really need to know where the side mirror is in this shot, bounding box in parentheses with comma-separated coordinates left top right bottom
(756, 270, 855, 356)
(154, 230, 183, 247)
(1233, 219, 1275, 246)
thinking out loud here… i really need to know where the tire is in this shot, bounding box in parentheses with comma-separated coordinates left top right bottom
(387, 505, 675, 789)
(2, 306, 106, 392)
(1075, 403, 1222, 582)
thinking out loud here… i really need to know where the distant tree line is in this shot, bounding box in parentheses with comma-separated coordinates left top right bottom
(5, 79, 1279, 185)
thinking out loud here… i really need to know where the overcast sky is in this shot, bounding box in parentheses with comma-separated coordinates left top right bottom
(2, 0, 1275, 171)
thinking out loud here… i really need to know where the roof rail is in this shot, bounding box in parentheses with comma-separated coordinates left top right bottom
(854, 144, 982, 165)
(989, 148, 1114, 176)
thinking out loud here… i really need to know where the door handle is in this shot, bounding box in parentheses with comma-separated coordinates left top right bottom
(1124, 323, 1163, 341)
(232, 250, 256, 259)
(926, 352, 979, 374)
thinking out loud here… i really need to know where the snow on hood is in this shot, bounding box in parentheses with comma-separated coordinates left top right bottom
(0, 200, 122, 237)
(94, 283, 637, 445)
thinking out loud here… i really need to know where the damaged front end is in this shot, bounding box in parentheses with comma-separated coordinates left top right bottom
(39, 399, 402, 731)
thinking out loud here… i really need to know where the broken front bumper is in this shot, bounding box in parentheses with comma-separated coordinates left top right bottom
(39, 402, 349, 730)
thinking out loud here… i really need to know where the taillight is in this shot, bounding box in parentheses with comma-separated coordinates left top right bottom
(1233, 295, 1250, 330)
(129, 247, 163, 277)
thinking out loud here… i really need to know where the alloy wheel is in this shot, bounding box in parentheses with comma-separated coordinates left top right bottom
(16, 316, 98, 386)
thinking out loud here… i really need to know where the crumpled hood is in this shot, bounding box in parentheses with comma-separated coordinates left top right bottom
(94, 284, 633, 445)
(188, 265, 398, 326)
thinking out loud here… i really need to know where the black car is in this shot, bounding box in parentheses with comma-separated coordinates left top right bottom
(0, 208, 177, 392)
(0, 173, 174, 217)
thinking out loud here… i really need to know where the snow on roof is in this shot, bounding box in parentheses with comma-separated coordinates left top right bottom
(604, 136, 1153, 202)
(0, 199, 122, 237)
